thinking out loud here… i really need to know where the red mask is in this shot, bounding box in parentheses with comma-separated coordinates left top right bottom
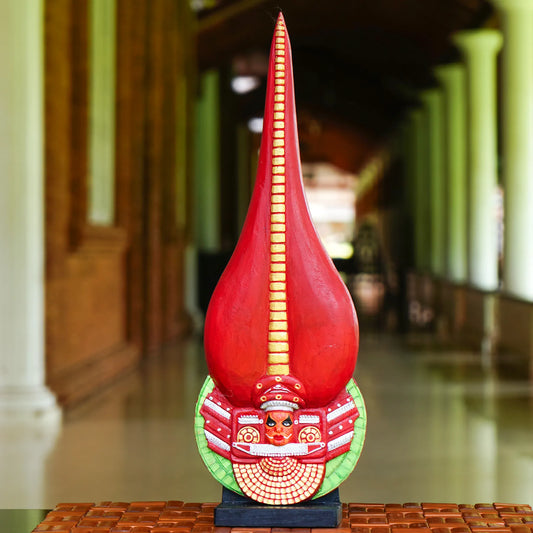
(264, 410, 294, 446)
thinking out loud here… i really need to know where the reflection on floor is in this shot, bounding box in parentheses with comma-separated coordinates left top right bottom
(1, 333, 533, 509)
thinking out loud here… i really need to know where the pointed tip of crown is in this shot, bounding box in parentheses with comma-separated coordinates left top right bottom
(275, 11, 285, 28)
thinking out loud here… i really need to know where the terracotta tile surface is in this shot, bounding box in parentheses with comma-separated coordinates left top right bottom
(33, 502, 533, 533)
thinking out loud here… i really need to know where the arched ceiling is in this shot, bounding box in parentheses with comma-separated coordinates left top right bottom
(196, 0, 492, 172)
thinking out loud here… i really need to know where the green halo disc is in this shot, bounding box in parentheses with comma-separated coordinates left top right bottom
(194, 376, 367, 498)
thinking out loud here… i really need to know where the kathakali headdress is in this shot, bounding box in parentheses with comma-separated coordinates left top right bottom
(195, 13, 366, 506)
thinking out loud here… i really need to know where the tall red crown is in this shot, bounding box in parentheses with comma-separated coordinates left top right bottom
(204, 13, 359, 408)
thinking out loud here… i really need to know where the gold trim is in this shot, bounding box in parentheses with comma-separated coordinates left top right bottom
(268, 342, 289, 352)
(268, 353, 289, 363)
(268, 25, 289, 377)
(267, 364, 289, 376)
(270, 244, 286, 253)
(269, 291, 286, 301)
(271, 223, 285, 232)
(269, 331, 288, 342)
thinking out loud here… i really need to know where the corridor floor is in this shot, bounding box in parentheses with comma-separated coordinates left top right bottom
(2, 333, 533, 509)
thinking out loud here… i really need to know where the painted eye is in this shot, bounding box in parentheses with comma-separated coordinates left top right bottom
(266, 416, 276, 427)
(282, 416, 293, 427)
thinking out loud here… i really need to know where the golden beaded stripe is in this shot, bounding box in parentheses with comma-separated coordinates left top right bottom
(267, 19, 289, 376)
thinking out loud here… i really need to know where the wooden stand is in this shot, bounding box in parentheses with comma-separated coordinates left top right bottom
(215, 487, 342, 527)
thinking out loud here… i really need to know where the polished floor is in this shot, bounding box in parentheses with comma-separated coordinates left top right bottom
(2, 332, 533, 509)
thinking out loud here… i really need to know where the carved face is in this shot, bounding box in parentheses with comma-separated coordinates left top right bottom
(264, 410, 294, 446)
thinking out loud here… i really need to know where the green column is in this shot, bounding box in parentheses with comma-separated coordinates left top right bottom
(454, 30, 502, 291)
(420, 88, 446, 277)
(194, 70, 221, 251)
(409, 109, 431, 271)
(494, 0, 533, 301)
(87, 0, 117, 226)
(434, 64, 468, 283)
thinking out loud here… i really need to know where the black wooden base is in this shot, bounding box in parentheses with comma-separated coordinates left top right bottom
(214, 487, 342, 527)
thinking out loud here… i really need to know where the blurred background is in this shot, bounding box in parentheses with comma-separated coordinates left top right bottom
(1, 0, 533, 510)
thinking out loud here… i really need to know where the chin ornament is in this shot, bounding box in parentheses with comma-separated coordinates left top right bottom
(195, 12, 366, 508)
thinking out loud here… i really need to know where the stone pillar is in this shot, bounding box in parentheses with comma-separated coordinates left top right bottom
(0, 0, 61, 421)
(420, 89, 447, 277)
(409, 109, 431, 271)
(194, 69, 221, 252)
(453, 30, 502, 291)
(493, 0, 533, 301)
(434, 64, 468, 283)
(188, 70, 222, 319)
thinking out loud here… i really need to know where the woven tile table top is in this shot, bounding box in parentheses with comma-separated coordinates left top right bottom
(32, 501, 533, 533)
